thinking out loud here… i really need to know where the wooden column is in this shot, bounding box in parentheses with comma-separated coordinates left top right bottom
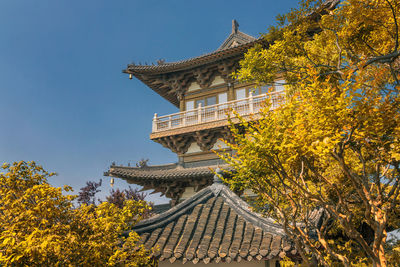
(228, 82, 235, 101)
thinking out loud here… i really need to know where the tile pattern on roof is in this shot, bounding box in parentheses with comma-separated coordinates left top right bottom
(133, 183, 296, 264)
(125, 20, 257, 75)
(106, 164, 219, 181)
(124, 39, 259, 74)
(218, 31, 256, 51)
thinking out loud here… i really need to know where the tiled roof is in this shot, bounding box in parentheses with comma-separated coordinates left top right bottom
(152, 203, 172, 214)
(123, 22, 261, 107)
(133, 181, 296, 264)
(218, 30, 256, 51)
(105, 164, 218, 182)
(124, 20, 258, 76)
(124, 38, 260, 75)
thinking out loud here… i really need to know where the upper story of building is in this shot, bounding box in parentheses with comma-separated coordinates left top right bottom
(106, 1, 340, 206)
(106, 21, 285, 204)
(124, 20, 285, 164)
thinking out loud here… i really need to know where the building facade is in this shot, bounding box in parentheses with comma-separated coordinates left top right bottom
(105, 2, 341, 263)
(103, 20, 299, 266)
(105, 20, 284, 205)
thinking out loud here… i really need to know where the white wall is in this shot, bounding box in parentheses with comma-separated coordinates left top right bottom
(185, 142, 202, 154)
(187, 75, 226, 92)
(210, 75, 225, 86)
(187, 81, 202, 92)
(181, 187, 195, 200)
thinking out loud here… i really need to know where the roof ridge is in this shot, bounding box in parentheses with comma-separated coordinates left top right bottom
(134, 187, 213, 233)
(217, 30, 257, 51)
(218, 185, 283, 234)
(133, 182, 296, 263)
(135, 182, 284, 235)
(109, 163, 179, 171)
(125, 38, 260, 73)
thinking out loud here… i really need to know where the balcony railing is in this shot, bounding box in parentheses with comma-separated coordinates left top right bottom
(152, 91, 284, 133)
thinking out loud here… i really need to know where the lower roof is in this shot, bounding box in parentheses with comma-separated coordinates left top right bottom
(133, 181, 297, 264)
(105, 162, 229, 200)
(105, 163, 216, 182)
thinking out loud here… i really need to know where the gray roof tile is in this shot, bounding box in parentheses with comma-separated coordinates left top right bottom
(132, 182, 296, 264)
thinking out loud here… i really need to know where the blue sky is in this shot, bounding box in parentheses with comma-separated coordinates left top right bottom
(0, 0, 296, 204)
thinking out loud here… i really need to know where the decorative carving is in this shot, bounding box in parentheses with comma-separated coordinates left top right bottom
(157, 59, 166, 65)
(156, 136, 174, 152)
(166, 186, 185, 206)
(193, 68, 217, 89)
(154, 127, 237, 154)
(148, 74, 168, 87)
(147, 179, 213, 206)
(195, 130, 218, 151)
(167, 73, 192, 101)
(232, 19, 239, 34)
(155, 135, 193, 154)
(136, 158, 149, 168)
(217, 59, 238, 82)
(220, 127, 235, 144)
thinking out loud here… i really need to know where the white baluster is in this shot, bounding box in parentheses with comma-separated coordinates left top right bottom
(168, 115, 172, 129)
(249, 91, 254, 114)
(198, 103, 202, 123)
(152, 113, 158, 132)
(182, 111, 186, 127)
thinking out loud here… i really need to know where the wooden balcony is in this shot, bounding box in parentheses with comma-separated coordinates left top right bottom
(151, 91, 284, 134)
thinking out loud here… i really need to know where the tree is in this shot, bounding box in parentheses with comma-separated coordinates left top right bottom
(77, 179, 102, 206)
(220, 0, 400, 266)
(77, 178, 152, 216)
(0, 161, 154, 266)
(106, 187, 148, 209)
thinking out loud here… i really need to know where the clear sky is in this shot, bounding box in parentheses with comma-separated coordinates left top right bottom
(0, 0, 296, 204)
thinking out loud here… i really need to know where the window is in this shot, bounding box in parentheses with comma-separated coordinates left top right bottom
(218, 93, 227, 103)
(261, 85, 270, 94)
(235, 88, 246, 100)
(186, 100, 194, 111)
(186, 91, 228, 111)
(195, 99, 205, 108)
(206, 96, 216, 106)
(235, 82, 284, 100)
(274, 79, 285, 91)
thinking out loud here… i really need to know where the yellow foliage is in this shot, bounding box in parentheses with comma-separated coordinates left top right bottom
(0, 161, 154, 266)
(221, 0, 400, 266)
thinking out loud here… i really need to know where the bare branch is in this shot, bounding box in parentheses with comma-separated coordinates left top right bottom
(385, 0, 399, 51)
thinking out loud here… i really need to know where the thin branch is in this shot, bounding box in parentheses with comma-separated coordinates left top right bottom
(385, 0, 399, 51)
(364, 50, 400, 67)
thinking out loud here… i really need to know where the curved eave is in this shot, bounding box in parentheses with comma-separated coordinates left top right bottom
(123, 38, 262, 75)
(124, 39, 262, 107)
(105, 165, 219, 185)
(133, 73, 180, 107)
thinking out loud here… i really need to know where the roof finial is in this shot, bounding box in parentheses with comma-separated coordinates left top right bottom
(232, 19, 239, 34)
(213, 168, 224, 184)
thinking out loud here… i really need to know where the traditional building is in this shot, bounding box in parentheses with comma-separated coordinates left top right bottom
(133, 173, 298, 266)
(105, 20, 285, 205)
(104, 20, 297, 266)
(104, 2, 342, 264)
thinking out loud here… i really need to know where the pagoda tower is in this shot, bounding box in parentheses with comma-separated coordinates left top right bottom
(105, 20, 285, 205)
